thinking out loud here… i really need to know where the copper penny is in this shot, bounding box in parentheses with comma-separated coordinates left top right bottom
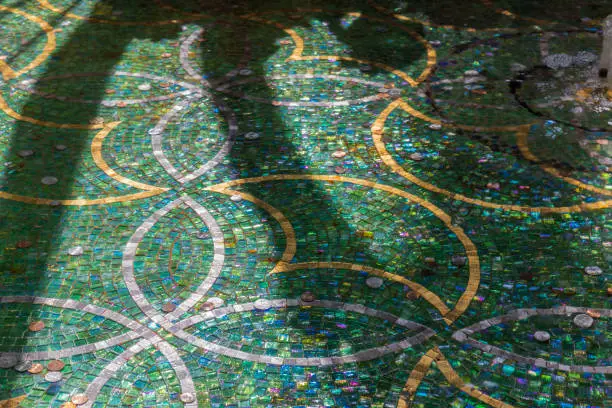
(47, 359, 65, 371)
(28, 363, 44, 374)
(162, 302, 176, 313)
(28, 320, 45, 332)
(199, 302, 215, 312)
(71, 394, 89, 405)
(16, 240, 32, 249)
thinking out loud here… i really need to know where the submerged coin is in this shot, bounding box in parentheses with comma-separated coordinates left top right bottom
(68, 246, 83, 256)
(41, 176, 58, 185)
(29, 321, 45, 332)
(0, 355, 18, 369)
(71, 393, 89, 405)
(300, 292, 315, 302)
(14, 360, 33, 372)
(28, 363, 44, 374)
(534, 331, 551, 342)
(162, 302, 177, 313)
(254, 299, 271, 310)
(180, 392, 196, 403)
(366, 277, 383, 288)
(47, 359, 65, 371)
(45, 371, 63, 382)
(573, 313, 594, 328)
(584, 266, 602, 276)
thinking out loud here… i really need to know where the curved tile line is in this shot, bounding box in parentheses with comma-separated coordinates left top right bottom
(0, 296, 147, 331)
(397, 348, 439, 408)
(166, 196, 225, 319)
(515, 128, 612, 197)
(175, 298, 434, 332)
(92, 122, 168, 192)
(81, 337, 197, 408)
(435, 347, 516, 408)
(371, 98, 612, 213)
(149, 96, 237, 184)
(0, 92, 105, 129)
(170, 298, 435, 366)
(219, 73, 387, 89)
(206, 174, 480, 324)
(208, 188, 296, 272)
(36, 0, 201, 26)
(452, 307, 612, 374)
(273, 261, 451, 317)
(0, 189, 165, 206)
(0, 331, 143, 361)
(0, 395, 26, 407)
(238, 9, 436, 85)
(480, 0, 584, 28)
(367, 0, 520, 33)
(179, 28, 213, 87)
(216, 74, 387, 107)
(0, 5, 56, 80)
(14, 71, 202, 105)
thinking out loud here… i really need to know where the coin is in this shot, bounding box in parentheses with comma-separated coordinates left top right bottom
(29, 320, 45, 332)
(16, 240, 32, 249)
(41, 176, 58, 185)
(366, 277, 383, 289)
(573, 313, 594, 328)
(55, 144, 67, 151)
(331, 150, 346, 158)
(45, 371, 63, 382)
(180, 392, 196, 403)
(300, 292, 315, 302)
(409, 153, 424, 161)
(68, 246, 83, 256)
(244, 132, 260, 140)
(162, 302, 177, 313)
(207, 297, 224, 307)
(199, 302, 215, 311)
(14, 360, 33, 372)
(47, 359, 65, 371)
(18, 149, 34, 157)
(0, 355, 18, 369)
(584, 266, 602, 276)
(534, 331, 550, 342)
(71, 393, 89, 405)
(28, 362, 44, 374)
(254, 299, 271, 310)
(230, 195, 243, 202)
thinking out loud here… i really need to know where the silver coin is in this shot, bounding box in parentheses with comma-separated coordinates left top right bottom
(244, 132, 260, 140)
(207, 297, 224, 307)
(451, 256, 467, 267)
(534, 331, 550, 342)
(254, 299, 271, 310)
(68, 246, 83, 256)
(45, 371, 63, 382)
(428, 123, 442, 130)
(0, 355, 18, 369)
(230, 195, 243, 202)
(14, 360, 33, 372)
(239, 69, 253, 76)
(55, 144, 67, 151)
(180, 392, 196, 403)
(409, 153, 424, 161)
(41, 176, 58, 185)
(573, 314, 594, 328)
(366, 277, 383, 288)
(584, 266, 602, 276)
(300, 292, 315, 302)
(138, 83, 152, 91)
(18, 149, 34, 158)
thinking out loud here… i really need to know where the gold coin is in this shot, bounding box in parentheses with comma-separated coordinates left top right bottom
(71, 394, 89, 405)
(28, 363, 44, 374)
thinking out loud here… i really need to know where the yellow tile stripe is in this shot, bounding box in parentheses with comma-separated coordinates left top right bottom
(0, 93, 105, 129)
(37, 0, 196, 26)
(0, 5, 56, 80)
(207, 187, 297, 272)
(0, 395, 26, 408)
(274, 261, 451, 318)
(371, 99, 612, 213)
(91, 122, 167, 192)
(207, 174, 480, 324)
(397, 348, 439, 408)
(515, 128, 611, 197)
(399, 347, 515, 408)
(0, 190, 164, 206)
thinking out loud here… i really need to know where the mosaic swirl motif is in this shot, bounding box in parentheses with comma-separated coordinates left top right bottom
(0, 1, 610, 407)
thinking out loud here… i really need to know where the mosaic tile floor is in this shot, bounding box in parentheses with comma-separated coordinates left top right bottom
(0, 1, 611, 407)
